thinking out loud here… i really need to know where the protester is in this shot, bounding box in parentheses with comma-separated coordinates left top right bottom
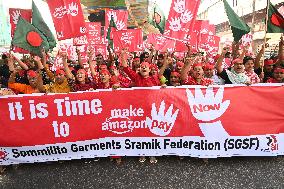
(216, 48, 251, 85)
(243, 56, 262, 84)
(266, 67, 284, 83)
(181, 58, 214, 86)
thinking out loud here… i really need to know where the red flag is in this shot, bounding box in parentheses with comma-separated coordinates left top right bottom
(9, 9, 32, 53)
(87, 22, 102, 45)
(105, 9, 128, 39)
(59, 42, 88, 63)
(105, 10, 128, 30)
(47, 0, 86, 40)
(199, 34, 220, 54)
(164, 0, 201, 40)
(147, 33, 176, 52)
(113, 29, 142, 52)
(93, 44, 107, 58)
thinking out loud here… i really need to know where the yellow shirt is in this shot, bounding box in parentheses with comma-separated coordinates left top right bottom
(44, 79, 70, 93)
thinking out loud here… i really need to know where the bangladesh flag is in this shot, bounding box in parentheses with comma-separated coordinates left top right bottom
(148, 3, 166, 34)
(32, 0, 56, 49)
(223, 0, 250, 42)
(12, 17, 50, 56)
(267, 2, 284, 33)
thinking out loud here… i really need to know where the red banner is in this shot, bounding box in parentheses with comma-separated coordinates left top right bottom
(9, 9, 32, 54)
(1, 85, 284, 164)
(87, 22, 102, 45)
(105, 9, 128, 31)
(47, 0, 86, 40)
(164, 0, 200, 40)
(113, 29, 143, 52)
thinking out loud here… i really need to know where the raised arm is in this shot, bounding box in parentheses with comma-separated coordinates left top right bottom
(88, 49, 98, 78)
(216, 48, 228, 74)
(11, 53, 29, 70)
(239, 45, 249, 61)
(7, 54, 16, 83)
(61, 53, 74, 79)
(254, 45, 265, 69)
(181, 57, 193, 81)
(76, 47, 84, 69)
(159, 55, 171, 77)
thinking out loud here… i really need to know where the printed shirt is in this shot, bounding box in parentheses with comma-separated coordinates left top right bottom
(123, 67, 160, 87)
(245, 71, 260, 84)
(183, 76, 214, 86)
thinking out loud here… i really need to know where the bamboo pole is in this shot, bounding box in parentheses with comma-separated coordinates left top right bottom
(262, 0, 270, 72)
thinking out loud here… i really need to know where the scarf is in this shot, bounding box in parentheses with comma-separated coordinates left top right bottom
(226, 69, 249, 84)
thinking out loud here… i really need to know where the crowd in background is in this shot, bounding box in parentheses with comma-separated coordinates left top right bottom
(0, 36, 283, 167)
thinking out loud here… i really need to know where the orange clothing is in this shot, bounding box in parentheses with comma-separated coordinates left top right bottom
(8, 82, 38, 94)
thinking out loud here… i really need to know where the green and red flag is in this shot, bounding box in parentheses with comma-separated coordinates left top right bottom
(267, 2, 284, 33)
(223, 0, 250, 42)
(32, 0, 56, 49)
(12, 17, 49, 55)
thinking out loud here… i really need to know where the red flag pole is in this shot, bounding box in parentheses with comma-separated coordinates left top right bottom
(262, 0, 270, 73)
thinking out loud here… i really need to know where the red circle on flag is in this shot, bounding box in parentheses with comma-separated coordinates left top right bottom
(26, 31, 42, 47)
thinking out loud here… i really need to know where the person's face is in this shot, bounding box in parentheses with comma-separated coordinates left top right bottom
(193, 66, 204, 79)
(170, 75, 180, 85)
(100, 73, 110, 83)
(233, 62, 245, 74)
(150, 68, 157, 75)
(76, 70, 86, 83)
(140, 64, 150, 77)
(176, 65, 183, 73)
(244, 60, 254, 71)
(99, 66, 107, 73)
(265, 64, 274, 72)
(109, 68, 116, 75)
(157, 57, 164, 68)
(55, 73, 65, 84)
(28, 76, 37, 88)
(273, 71, 284, 82)
(96, 55, 104, 64)
(135, 66, 140, 73)
(133, 60, 140, 67)
(204, 68, 214, 78)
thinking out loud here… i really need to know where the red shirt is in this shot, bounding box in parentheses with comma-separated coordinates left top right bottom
(183, 76, 214, 86)
(123, 67, 160, 87)
(111, 75, 132, 88)
(266, 78, 282, 83)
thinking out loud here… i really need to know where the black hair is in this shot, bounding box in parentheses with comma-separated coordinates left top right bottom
(1, 54, 7, 60)
(243, 56, 254, 64)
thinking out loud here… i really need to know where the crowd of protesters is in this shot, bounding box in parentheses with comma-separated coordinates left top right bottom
(0, 36, 283, 170)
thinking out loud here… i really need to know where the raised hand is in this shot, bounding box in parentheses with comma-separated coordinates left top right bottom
(146, 101, 179, 136)
(186, 87, 230, 122)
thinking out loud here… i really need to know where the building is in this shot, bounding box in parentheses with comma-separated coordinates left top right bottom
(198, 0, 283, 55)
(0, 0, 11, 47)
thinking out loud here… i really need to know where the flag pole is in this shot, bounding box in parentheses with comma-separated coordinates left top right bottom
(262, 0, 270, 72)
